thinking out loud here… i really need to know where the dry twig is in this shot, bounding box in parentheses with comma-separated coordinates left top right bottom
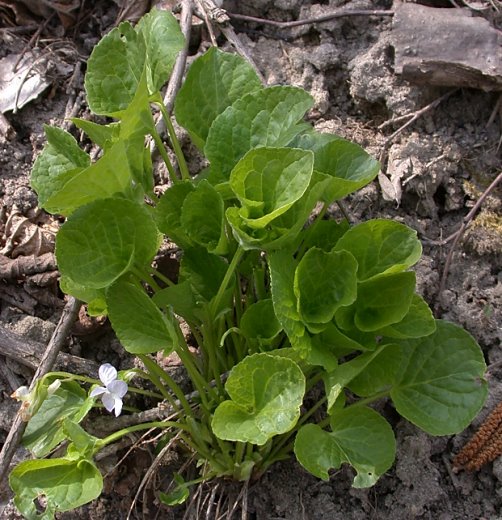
(437, 170, 502, 307)
(378, 89, 458, 164)
(0, 297, 81, 483)
(226, 9, 393, 29)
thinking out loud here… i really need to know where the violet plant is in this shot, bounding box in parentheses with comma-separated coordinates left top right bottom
(9, 9, 487, 519)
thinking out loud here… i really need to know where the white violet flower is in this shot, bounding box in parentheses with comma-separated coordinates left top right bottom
(90, 363, 128, 417)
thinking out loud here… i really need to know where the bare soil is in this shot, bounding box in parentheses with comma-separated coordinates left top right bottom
(1, 1, 501, 519)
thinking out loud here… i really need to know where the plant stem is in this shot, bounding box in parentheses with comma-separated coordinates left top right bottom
(150, 266, 174, 288)
(157, 102, 190, 181)
(150, 124, 179, 183)
(138, 354, 188, 415)
(96, 420, 188, 449)
(347, 390, 390, 408)
(211, 247, 245, 319)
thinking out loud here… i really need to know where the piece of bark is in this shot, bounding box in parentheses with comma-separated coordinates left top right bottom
(0, 252, 57, 280)
(392, 1, 502, 91)
(0, 323, 99, 378)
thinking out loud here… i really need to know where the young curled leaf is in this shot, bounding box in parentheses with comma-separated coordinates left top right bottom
(212, 353, 305, 445)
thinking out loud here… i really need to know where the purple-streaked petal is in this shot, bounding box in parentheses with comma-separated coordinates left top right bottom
(113, 396, 123, 417)
(90, 386, 106, 398)
(101, 392, 115, 413)
(108, 380, 128, 398)
(99, 363, 117, 386)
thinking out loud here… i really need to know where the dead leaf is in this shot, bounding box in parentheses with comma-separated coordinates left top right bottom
(0, 52, 51, 113)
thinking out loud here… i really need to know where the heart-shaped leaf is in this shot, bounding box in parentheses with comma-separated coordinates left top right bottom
(294, 406, 395, 487)
(56, 198, 159, 289)
(391, 320, 487, 435)
(175, 47, 262, 149)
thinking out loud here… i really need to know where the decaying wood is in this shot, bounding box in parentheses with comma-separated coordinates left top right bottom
(0, 321, 99, 377)
(392, 1, 502, 91)
(0, 283, 38, 314)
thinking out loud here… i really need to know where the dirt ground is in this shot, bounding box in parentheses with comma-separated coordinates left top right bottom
(1, 0, 501, 518)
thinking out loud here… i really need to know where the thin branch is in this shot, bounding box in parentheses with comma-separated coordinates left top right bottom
(163, 0, 194, 116)
(226, 9, 394, 29)
(0, 297, 81, 482)
(437, 170, 502, 307)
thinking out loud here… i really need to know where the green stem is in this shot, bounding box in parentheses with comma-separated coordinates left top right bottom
(172, 322, 218, 406)
(157, 102, 190, 181)
(96, 420, 188, 449)
(150, 266, 174, 288)
(347, 390, 390, 409)
(150, 124, 179, 183)
(139, 354, 188, 415)
(211, 247, 244, 319)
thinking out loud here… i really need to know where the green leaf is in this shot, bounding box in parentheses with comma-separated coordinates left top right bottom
(301, 219, 349, 252)
(378, 294, 436, 339)
(310, 139, 380, 202)
(85, 21, 145, 115)
(153, 281, 198, 323)
(391, 320, 487, 435)
(107, 279, 176, 354)
(59, 276, 107, 315)
(71, 118, 120, 150)
(294, 407, 395, 487)
(22, 381, 93, 458)
(334, 219, 422, 281)
(324, 349, 386, 411)
(31, 125, 90, 208)
(206, 86, 314, 182)
(158, 473, 190, 506)
(136, 8, 184, 93)
(44, 139, 136, 215)
(56, 198, 159, 289)
(240, 299, 282, 343)
(180, 247, 229, 304)
(10, 456, 103, 519)
(181, 180, 228, 254)
(212, 353, 305, 445)
(289, 129, 341, 152)
(353, 272, 416, 331)
(155, 181, 195, 248)
(268, 250, 311, 357)
(229, 147, 314, 229)
(294, 248, 357, 325)
(62, 419, 99, 456)
(226, 169, 331, 252)
(175, 47, 262, 149)
(347, 343, 403, 397)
